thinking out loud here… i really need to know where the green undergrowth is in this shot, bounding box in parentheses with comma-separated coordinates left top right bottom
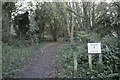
(2, 43, 32, 78)
(0, 41, 2, 79)
(57, 31, 120, 79)
(2, 39, 48, 78)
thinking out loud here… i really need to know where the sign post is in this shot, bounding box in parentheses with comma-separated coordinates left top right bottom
(88, 53, 92, 71)
(73, 52, 77, 77)
(99, 53, 103, 65)
(88, 43, 102, 71)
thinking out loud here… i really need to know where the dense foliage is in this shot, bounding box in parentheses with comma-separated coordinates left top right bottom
(14, 11, 30, 37)
(2, 2, 16, 42)
(57, 32, 120, 79)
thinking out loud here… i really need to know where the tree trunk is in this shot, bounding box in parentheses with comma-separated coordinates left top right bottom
(2, 11, 11, 42)
(82, 2, 91, 31)
(70, 12, 75, 43)
(66, 2, 75, 43)
(0, 2, 2, 42)
(91, 2, 95, 28)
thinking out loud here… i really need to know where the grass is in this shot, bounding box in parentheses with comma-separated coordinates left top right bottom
(3, 43, 31, 77)
(0, 41, 2, 79)
(2, 40, 49, 78)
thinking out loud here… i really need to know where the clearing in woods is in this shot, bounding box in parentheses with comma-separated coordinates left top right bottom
(20, 42, 63, 78)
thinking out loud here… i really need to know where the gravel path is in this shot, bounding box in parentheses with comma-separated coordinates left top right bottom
(20, 42, 61, 78)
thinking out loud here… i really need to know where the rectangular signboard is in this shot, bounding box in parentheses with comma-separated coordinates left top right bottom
(88, 43, 101, 53)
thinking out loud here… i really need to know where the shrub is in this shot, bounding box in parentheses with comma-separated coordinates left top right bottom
(58, 32, 120, 79)
(76, 31, 101, 43)
(2, 43, 32, 78)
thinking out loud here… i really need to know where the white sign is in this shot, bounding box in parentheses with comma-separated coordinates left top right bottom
(88, 43, 101, 53)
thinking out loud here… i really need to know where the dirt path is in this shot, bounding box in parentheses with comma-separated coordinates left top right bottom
(20, 42, 61, 78)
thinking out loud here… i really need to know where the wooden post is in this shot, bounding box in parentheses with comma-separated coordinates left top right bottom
(99, 53, 103, 65)
(73, 53, 77, 77)
(74, 54, 77, 71)
(88, 54, 92, 71)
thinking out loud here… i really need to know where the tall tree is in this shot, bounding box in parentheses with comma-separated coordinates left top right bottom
(82, 2, 91, 31)
(35, 3, 48, 42)
(2, 2, 15, 42)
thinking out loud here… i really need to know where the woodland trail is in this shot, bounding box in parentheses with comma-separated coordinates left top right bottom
(20, 42, 62, 78)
